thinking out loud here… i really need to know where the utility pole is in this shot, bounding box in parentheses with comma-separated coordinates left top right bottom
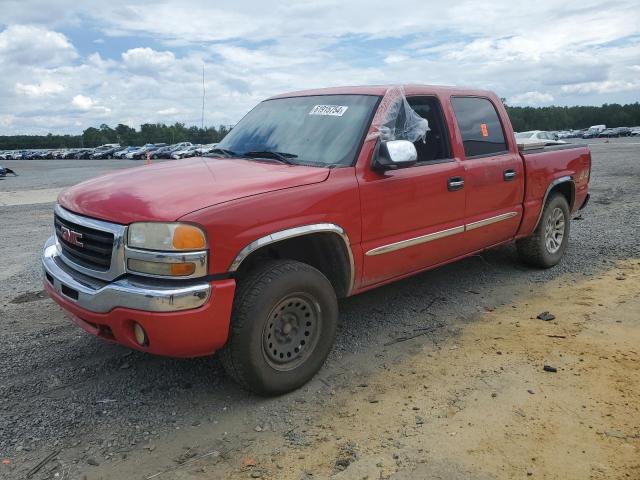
(201, 63, 205, 130)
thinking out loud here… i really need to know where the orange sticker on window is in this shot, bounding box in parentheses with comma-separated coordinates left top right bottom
(480, 123, 489, 137)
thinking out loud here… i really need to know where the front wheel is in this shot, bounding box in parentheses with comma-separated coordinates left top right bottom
(516, 193, 570, 268)
(220, 260, 338, 396)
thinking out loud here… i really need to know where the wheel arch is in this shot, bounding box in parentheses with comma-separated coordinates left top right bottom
(533, 176, 575, 231)
(229, 224, 355, 298)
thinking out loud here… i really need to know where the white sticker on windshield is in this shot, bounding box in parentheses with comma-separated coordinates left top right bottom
(309, 105, 349, 116)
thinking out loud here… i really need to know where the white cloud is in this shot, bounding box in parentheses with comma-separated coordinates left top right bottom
(0, 114, 16, 128)
(122, 47, 176, 75)
(510, 91, 554, 106)
(71, 94, 95, 110)
(560, 79, 640, 95)
(157, 107, 180, 115)
(0, 24, 77, 67)
(15, 81, 65, 97)
(71, 94, 111, 114)
(0, 1, 639, 134)
(384, 54, 408, 64)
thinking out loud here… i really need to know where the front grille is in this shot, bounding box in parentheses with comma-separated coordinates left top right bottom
(55, 213, 114, 271)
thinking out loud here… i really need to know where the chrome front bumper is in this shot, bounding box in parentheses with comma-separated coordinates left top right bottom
(42, 236, 211, 313)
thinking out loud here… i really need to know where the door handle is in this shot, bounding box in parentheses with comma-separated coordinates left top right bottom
(504, 169, 517, 181)
(447, 176, 465, 191)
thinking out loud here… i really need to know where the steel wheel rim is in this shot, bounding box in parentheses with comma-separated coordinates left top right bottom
(544, 207, 565, 254)
(262, 293, 322, 371)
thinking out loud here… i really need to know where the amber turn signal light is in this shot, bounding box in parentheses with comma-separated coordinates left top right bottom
(128, 259, 196, 277)
(170, 262, 196, 276)
(172, 225, 206, 250)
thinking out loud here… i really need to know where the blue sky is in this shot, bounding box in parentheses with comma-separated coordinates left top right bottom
(0, 0, 638, 134)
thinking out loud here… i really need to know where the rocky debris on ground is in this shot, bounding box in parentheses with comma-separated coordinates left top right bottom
(333, 440, 358, 473)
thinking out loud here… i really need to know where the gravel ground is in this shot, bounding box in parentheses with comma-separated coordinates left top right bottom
(0, 138, 638, 479)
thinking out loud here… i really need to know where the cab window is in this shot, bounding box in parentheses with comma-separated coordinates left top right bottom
(405, 96, 451, 163)
(451, 96, 507, 158)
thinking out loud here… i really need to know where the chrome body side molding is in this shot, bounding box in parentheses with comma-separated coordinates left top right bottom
(466, 211, 518, 231)
(365, 211, 520, 256)
(228, 224, 355, 295)
(365, 225, 465, 256)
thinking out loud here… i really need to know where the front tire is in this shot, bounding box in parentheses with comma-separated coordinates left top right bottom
(220, 260, 338, 396)
(517, 193, 570, 268)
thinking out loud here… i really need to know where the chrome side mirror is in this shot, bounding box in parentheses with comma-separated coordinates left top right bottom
(373, 140, 418, 171)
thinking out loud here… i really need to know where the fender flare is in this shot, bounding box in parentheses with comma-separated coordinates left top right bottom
(228, 223, 356, 295)
(533, 175, 575, 230)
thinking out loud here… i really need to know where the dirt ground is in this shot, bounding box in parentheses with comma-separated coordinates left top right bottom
(60, 259, 640, 480)
(138, 260, 636, 480)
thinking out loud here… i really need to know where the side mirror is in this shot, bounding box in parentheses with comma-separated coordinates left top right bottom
(372, 140, 418, 171)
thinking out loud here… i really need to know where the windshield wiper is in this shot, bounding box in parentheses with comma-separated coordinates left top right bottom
(206, 148, 239, 158)
(243, 150, 298, 165)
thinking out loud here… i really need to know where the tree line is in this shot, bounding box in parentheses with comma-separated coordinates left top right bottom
(0, 123, 232, 150)
(504, 102, 640, 132)
(1, 102, 639, 150)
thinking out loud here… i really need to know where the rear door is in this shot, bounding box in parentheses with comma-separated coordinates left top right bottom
(450, 96, 524, 252)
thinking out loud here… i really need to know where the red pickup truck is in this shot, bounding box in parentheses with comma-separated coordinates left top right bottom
(43, 85, 591, 395)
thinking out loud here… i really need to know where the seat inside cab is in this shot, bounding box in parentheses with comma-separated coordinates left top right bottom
(407, 96, 452, 162)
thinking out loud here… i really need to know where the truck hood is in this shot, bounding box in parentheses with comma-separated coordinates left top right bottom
(58, 157, 330, 224)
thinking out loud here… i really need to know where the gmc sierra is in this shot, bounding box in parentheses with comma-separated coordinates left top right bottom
(43, 85, 591, 395)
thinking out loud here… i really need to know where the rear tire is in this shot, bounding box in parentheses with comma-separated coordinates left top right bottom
(220, 260, 338, 396)
(517, 193, 570, 268)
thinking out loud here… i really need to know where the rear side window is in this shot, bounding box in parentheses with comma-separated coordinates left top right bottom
(451, 97, 507, 157)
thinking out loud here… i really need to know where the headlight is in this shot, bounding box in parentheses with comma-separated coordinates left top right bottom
(126, 222, 208, 278)
(128, 223, 206, 251)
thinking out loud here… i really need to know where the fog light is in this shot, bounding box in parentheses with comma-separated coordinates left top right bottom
(133, 322, 148, 346)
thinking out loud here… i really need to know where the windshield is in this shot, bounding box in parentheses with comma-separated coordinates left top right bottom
(217, 94, 380, 167)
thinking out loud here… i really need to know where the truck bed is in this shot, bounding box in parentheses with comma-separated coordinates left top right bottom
(517, 142, 585, 153)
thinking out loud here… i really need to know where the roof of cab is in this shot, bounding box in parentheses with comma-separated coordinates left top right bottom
(267, 84, 497, 100)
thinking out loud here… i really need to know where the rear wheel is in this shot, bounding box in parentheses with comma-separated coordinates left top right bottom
(517, 193, 570, 268)
(220, 260, 338, 396)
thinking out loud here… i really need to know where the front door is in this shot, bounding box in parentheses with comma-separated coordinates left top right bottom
(358, 96, 467, 287)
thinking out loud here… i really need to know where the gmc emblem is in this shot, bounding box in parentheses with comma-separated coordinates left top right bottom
(61, 226, 84, 247)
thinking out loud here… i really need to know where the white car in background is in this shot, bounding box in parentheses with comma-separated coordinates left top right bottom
(195, 143, 219, 155)
(515, 130, 567, 145)
(170, 145, 200, 159)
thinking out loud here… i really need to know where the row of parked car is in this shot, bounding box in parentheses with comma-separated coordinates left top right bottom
(556, 126, 640, 139)
(587, 127, 638, 138)
(0, 142, 220, 161)
(515, 125, 640, 146)
(516, 126, 640, 143)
